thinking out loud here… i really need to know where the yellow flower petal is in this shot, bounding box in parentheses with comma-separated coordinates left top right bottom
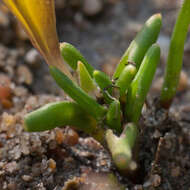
(3, 0, 73, 79)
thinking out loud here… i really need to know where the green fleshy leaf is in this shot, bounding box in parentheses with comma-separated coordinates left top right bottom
(125, 44, 160, 123)
(60, 42, 94, 76)
(113, 14, 162, 79)
(77, 61, 97, 94)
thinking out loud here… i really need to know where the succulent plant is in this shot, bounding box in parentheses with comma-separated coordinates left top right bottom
(2, 0, 190, 176)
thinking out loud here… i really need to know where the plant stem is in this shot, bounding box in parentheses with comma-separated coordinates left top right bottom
(160, 0, 190, 108)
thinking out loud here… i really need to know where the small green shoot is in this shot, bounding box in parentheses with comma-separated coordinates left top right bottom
(77, 61, 97, 94)
(160, 0, 190, 108)
(106, 123, 138, 173)
(115, 62, 137, 101)
(60, 42, 94, 76)
(93, 70, 113, 95)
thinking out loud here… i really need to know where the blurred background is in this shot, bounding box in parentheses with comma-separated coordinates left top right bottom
(0, 0, 189, 113)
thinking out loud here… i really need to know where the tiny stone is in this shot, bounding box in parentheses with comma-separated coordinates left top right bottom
(25, 49, 41, 65)
(0, 74, 12, 102)
(83, 0, 103, 16)
(1, 113, 16, 132)
(153, 129, 162, 139)
(49, 140, 57, 149)
(99, 159, 107, 166)
(0, 162, 5, 168)
(152, 174, 161, 187)
(48, 158, 56, 171)
(0, 11, 9, 27)
(5, 161, 18, 174)
(17, 65, 33, 85)
(80, 137, 102, 150)
(14, 86, 28, 97)
(55, 129, 64, 144)
(1, 99, 13, 109)
(63, 128, 79, 146)
(22, 175, 33, 182)
(7, 183, 17, 190)
(62, 177, 81, 190)
(143, 180, 152, 188)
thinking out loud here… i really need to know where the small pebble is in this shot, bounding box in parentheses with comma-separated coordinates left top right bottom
(83, 0, 103, 16)
(17, 65, 33, 85)
(1, 113, 16, 131)
(22, 175, 33, 182)
(62, 177, 82, 190)
(99, 159, 107, 166)
(152, 174, 161, 187)
(25, 49, 41, 65)
(1, 99, 13, 109)
(0, 10, 9, 27)
(48, 158, 56, 171)
(55, 129, 64, 144)
(7, 183, 17, 190)
(63, 128, 79, 146)
(80, 137, 102, 150)
(5, 161, 18, 174)
(14, 86, 28, 97)
(0, 74, 12, 101)
(153, 129, 162, 139)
